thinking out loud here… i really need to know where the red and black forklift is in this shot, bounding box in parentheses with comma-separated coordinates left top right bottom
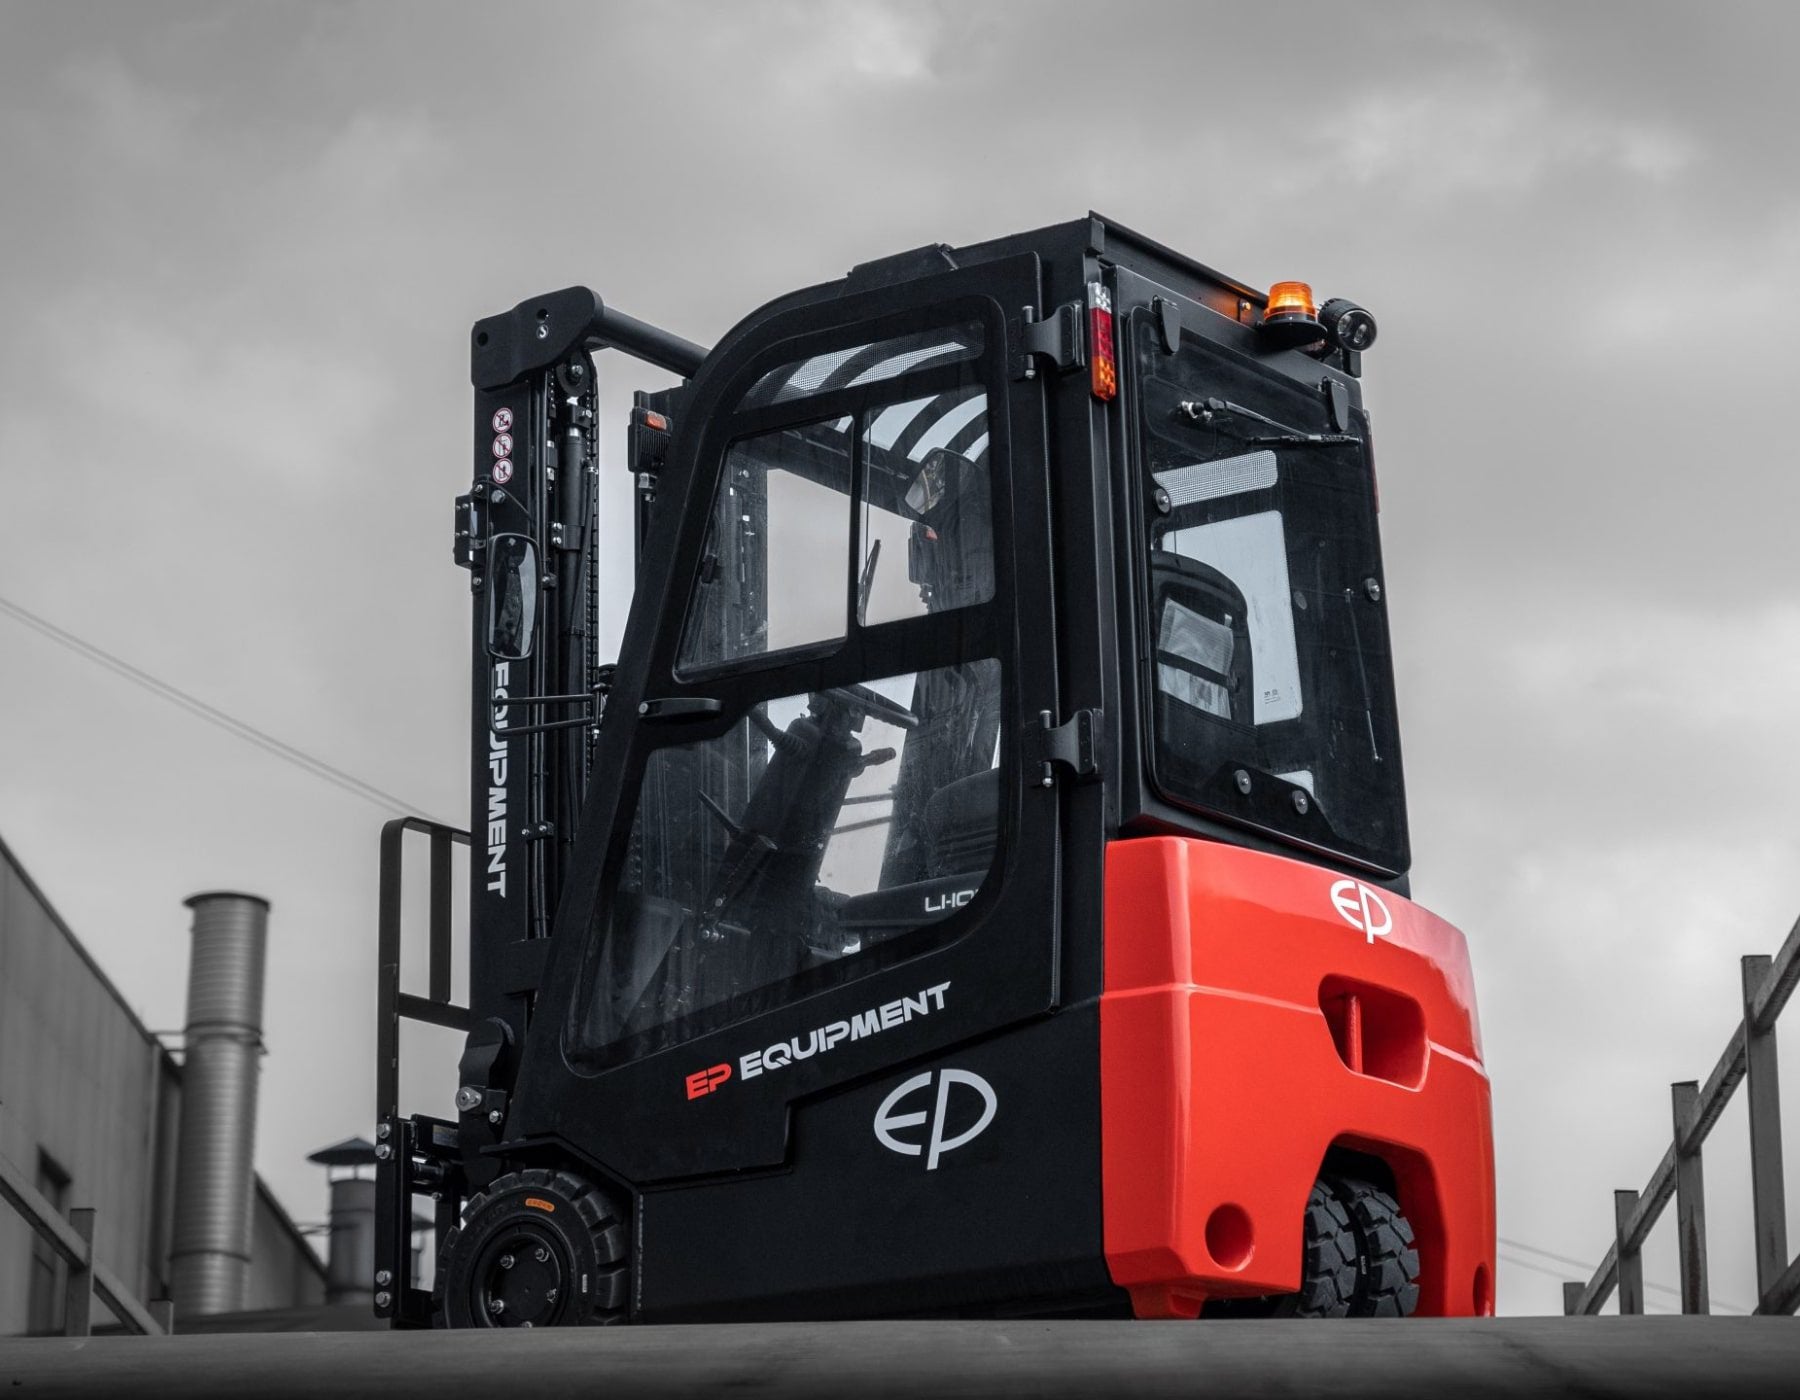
(373, 214, 1495, 1329)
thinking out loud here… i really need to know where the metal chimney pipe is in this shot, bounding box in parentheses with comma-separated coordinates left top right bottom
(307, 1138, 379, 1306)
(169, 891, 269, 1318)
(323, 1176, 376, 1305)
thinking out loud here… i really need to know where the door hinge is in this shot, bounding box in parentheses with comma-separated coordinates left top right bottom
(1014, 302, 1085, 380)
(1033, 708, 1102, 786)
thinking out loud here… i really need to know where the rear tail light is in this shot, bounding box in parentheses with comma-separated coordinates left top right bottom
(1087, 281, 1118, 402)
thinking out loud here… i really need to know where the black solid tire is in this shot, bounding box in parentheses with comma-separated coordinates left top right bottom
(1332, 1175, 1421, 1317)
(1279, 1180, 1359, 1317)
(434, 1168, 629, 1328)
(1206, 1180, 1358, 1319)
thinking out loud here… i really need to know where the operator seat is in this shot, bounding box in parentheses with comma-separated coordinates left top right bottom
(922, 767, 999, 882)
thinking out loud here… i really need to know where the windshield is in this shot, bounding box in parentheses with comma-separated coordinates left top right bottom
(1135, 315, 1408, 874)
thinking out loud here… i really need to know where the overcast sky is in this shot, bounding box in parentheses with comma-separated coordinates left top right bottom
(4, 0, 1799, 1318)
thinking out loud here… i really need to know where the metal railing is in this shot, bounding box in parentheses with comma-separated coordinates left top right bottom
(0, 1148, 172, 1335)
(1565, 911, 1800, 1316)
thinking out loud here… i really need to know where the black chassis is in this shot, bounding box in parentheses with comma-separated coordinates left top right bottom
(374, 214, 1397, 1325)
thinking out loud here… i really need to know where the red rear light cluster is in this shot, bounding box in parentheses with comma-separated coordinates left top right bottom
(1087, 280, 1118, 402)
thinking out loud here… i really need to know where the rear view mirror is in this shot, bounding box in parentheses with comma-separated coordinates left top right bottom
(486, 533, 539, 660)
(904, 447, 975, 521)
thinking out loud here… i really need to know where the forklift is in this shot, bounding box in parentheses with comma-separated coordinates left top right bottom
(373, 214, 1496, 1328)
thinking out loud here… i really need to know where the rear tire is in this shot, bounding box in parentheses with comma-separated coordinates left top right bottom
(434, 1168, 629, 1328)
(1332, 1175, 1421, 1317)
(1205, 1180, 1357, 1318)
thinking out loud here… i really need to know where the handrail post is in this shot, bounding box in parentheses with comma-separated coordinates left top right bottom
(150, 1298, 175, 1335)
(377, 819, 407, 1122)
(1614, 1189, 1644, 1314)
(1562, 1280, 1585, 1316)
(62, 1207, 95, 1337)
(1671, 1079, 1709, 1314)
(429, 827, 453, 1005)
(1743, 954, 1788, 1308)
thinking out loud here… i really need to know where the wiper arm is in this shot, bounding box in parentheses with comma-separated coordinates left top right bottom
(1178, 397, 1356, 446)
(856, 538, 881, 626)
(1246, 432, 1358, 446)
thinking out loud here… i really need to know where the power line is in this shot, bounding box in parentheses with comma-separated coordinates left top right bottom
(0, 593, 448, 823)
(1496, 1251, 1679, 1316)
(1499, 1235, 1615, 1274)
(1497, 1250, 1576, 1281)
(1500, 1235, 1750, 1315)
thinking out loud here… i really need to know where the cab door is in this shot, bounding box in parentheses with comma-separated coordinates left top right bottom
(511, 253, 1066, 1186)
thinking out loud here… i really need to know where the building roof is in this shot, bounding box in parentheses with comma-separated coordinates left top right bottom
(0, 829, 168, 1055)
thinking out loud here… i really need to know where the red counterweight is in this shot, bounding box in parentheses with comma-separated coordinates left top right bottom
(1101, 836, 1496, 1319)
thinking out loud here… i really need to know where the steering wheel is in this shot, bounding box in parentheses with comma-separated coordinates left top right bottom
(814, 682, 920, 731)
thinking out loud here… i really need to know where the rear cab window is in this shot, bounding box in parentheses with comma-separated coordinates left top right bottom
(1132, 311, 1409, 875)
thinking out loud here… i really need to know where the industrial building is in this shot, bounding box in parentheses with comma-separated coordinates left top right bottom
(0, 832, 341, 1333)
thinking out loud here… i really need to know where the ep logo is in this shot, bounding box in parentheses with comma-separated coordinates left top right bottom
(1330, 878, 1393, 944)
(873, 1069, 997, 1170)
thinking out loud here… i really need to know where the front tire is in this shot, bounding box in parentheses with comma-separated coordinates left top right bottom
(434, 1168, 629, 1328)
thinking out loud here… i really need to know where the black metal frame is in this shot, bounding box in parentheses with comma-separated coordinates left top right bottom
(1565, 912, 1800, 1316)
(471, 286, 707, 390)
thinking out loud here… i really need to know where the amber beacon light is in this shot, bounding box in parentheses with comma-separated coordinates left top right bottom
(1265, 281, 1317, 320)
(1258, 280, 1327, 349)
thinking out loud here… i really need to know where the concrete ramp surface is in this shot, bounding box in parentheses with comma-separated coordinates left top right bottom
(3, 1318, 1797, 1399)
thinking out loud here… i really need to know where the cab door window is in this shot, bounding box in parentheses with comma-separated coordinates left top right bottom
(679, 325, 989, 673)
(571, 315, 1007, 1065)
(679, 417, 853, 671)
(572, 660, 1001, 1057)
(858, 385, 993, 627)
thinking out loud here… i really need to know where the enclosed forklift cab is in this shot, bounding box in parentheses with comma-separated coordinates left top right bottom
(375, 216, 1495, 1329)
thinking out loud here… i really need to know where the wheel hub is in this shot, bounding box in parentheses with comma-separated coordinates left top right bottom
(474, 1228, 565, 1327)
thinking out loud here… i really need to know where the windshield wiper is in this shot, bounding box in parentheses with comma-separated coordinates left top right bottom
(856, 538, 881, 626)
(1178, 397, 1356, 446)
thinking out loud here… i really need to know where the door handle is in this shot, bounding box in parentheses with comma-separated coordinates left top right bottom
(637, 696, 724, 721)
